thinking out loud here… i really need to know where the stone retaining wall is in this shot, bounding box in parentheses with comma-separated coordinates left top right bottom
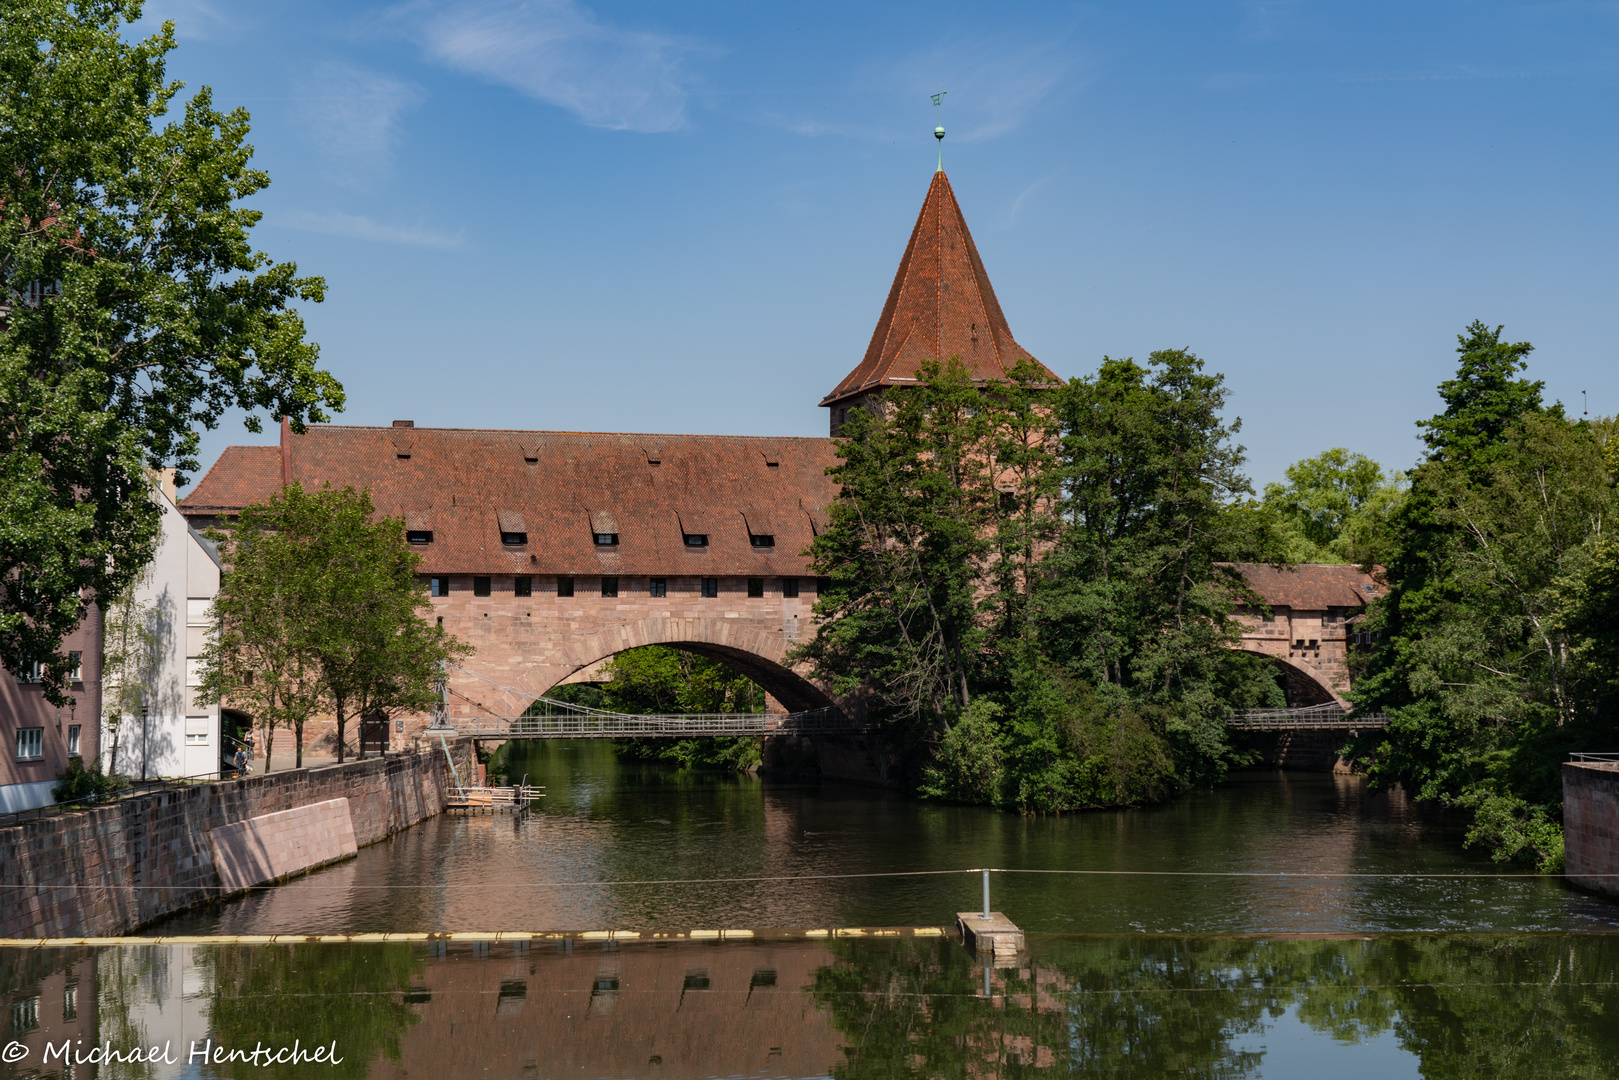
(0, 741, 473, 939)
(1564, 761, 1619, 900)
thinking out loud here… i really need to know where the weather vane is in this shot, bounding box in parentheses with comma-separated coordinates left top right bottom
(932, 91, 947, 172)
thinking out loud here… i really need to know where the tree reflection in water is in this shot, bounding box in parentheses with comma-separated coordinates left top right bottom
(812, 935, 1619, 1080)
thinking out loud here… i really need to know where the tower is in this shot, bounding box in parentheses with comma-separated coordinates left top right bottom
(821, 171, 1057, 435)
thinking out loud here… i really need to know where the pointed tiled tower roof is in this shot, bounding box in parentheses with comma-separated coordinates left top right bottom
(822, 171, 1057, 409)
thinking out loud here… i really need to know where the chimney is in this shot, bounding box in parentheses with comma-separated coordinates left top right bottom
(392, 420, 415, 428)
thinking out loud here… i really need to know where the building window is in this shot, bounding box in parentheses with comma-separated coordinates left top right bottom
(429, 576, 451, 597)
(649, 577, 667, 597)
(17, 660, 42, 683)
(684, 534, 708, 548)
(601, 576, 619, 598)
(501, 531, 528, 545)
(67, 725, 81, 757)
(186, 733, 208, 745)
(12, 995, 38, 1033)
(747, 577, 764, 598)
(701, 577, 719, 598)
(782, 577, 799, 598)
(63, 984, 77, 1021)
(557, 576, 575, 598)
(816, 577, 830, 594)
(515, 576, 533, 597)
(593, 533, 619, 546)
(15, 728, 43, 762)
(750, 534, 775, 548)
(406, 530, 433, 544)
(68, 651, 82, 681)
(473, 576, 492, 597)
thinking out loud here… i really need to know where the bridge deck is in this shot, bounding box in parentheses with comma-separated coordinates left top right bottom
(433, 703, 1386, 739)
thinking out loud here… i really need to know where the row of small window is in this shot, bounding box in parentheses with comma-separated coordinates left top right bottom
(14, 725, 80, 762)
(13, 653, 83, 683)
(428, 576, 811, 599)
(406, 531, 775, 549)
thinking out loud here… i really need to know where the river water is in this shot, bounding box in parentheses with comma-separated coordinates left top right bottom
(151, 740, 1619, 936)
(7, 744, 1616, 1078)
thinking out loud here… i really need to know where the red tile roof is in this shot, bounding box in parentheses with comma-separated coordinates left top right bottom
(1223, 563, 1385, 610)
(180, 445, 283, 511)
(181, 426, 841, 576)
(822, 171, 1059, 407)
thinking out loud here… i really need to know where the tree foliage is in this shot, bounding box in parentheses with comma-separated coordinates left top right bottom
(198, 484, 465, 770)
(1261, 447, 1405, 564)
(1352, 321, 1618, 869)
(0, 0, 342, 703)
(802, 351, 1280, 811)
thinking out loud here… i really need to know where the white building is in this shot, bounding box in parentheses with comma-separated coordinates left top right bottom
(102, 474, 223, 780)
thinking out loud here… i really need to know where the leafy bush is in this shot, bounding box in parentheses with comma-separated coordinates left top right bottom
(52, 760, 126, 803)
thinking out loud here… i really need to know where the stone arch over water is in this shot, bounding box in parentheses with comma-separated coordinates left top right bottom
(1236, 649, 1343, 708)
(534, 616, 838, 714)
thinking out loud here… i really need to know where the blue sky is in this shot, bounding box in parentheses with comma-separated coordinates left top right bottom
(148, 0, 1619, 493)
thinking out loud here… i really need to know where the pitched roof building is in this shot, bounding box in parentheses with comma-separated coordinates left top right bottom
(820, 170, 1059, 434)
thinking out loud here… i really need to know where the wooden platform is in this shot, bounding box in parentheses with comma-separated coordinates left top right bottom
(446, 785, 545, 812)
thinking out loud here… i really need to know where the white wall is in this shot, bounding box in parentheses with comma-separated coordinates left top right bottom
(103, 482, 222, 779)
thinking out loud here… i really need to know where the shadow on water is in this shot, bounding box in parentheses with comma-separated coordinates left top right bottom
(5, 935, 1619, 1079)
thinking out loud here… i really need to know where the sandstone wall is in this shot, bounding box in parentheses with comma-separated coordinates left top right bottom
(0, 741, 473, 938)
(1564, 761, 1619, 900)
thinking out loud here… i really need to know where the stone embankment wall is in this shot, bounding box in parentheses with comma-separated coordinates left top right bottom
(1232, 728, 1382, 773)
(0, 741, 473, 939)
(1564, 761, 1619, 900)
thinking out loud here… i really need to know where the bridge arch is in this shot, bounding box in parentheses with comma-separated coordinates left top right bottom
(1235, 649, 1343, 708)
(535, 616, 837, 714)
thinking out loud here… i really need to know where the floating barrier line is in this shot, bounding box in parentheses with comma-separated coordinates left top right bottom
(1, 865, 1611, 893)
(0, 927, 947, 947)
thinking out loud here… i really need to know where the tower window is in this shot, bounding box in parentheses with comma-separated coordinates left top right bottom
(649, 577, 667, 597)
(429, 576, 451, 597)
(684, 534, 708, 548)
(782, 577, 799, 598)
(701, 577, 718, 598)
(473, 576, 492, 597)
(594, 533, 619, 546)
(747, 578, 764, 598)
(502, 531, 528, 545)
(601, 576, 619, 598)
(406, 530, 433, 544)
(15, 728, 43, 762)
(557, 576, 575, 598)
(515, 576, 532, 597)
(750, 534, 775, 548)
(67, 724, 81, 756)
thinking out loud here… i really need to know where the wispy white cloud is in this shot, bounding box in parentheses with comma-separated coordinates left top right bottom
(134, 0, 237, 41)
(1004, 171, 1059, 228)
(391, 0, 700, 133)
(299, 62, 426, 185)
(278, 210, 465, 249)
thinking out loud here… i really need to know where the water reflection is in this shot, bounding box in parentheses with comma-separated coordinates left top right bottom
(4, 935, 1616, 1079)
(150, 745, 1619, 936)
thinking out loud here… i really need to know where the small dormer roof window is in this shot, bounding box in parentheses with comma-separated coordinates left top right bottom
(750, 534, 775, 548)
(502, 531, 527, 545)
(594, 532, 619, 546)
(406, 530, 433, 544)
(684, 533, 708, 548)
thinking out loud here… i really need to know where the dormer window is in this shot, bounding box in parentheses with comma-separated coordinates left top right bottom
(594, 533, 619, 546)
(406, 530, 433, 544)
(750, 534, 775, 548)
(501, 531, 528, 545)
(684, 534, 708, 548)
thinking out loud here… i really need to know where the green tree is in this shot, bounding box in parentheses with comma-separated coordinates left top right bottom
(200, 484, 465, 769)
(1353, 322, 1616, 868)
(0, 0, 342, 705)
(583, 645, 767, 771)
(1261, 448, 1405, 564)
(1038, 351, 1279, 792)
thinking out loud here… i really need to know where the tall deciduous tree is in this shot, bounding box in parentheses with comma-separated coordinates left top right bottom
(199, 484, 465, 770)
(0, 0, 342, 704)
(1261, 448, 1405, 565)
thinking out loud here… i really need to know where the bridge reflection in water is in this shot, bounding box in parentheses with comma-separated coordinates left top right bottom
(5, 935, 1616, 1079)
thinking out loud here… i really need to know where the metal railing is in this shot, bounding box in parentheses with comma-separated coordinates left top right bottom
(1228, 703, 1387, 731)
(1569, 752, 1619, 763)
(432, 705, 865, 739)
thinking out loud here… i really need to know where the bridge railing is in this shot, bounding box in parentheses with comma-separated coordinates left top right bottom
(432, 706, 865, 739)
(1228, 703, 1387, 731)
